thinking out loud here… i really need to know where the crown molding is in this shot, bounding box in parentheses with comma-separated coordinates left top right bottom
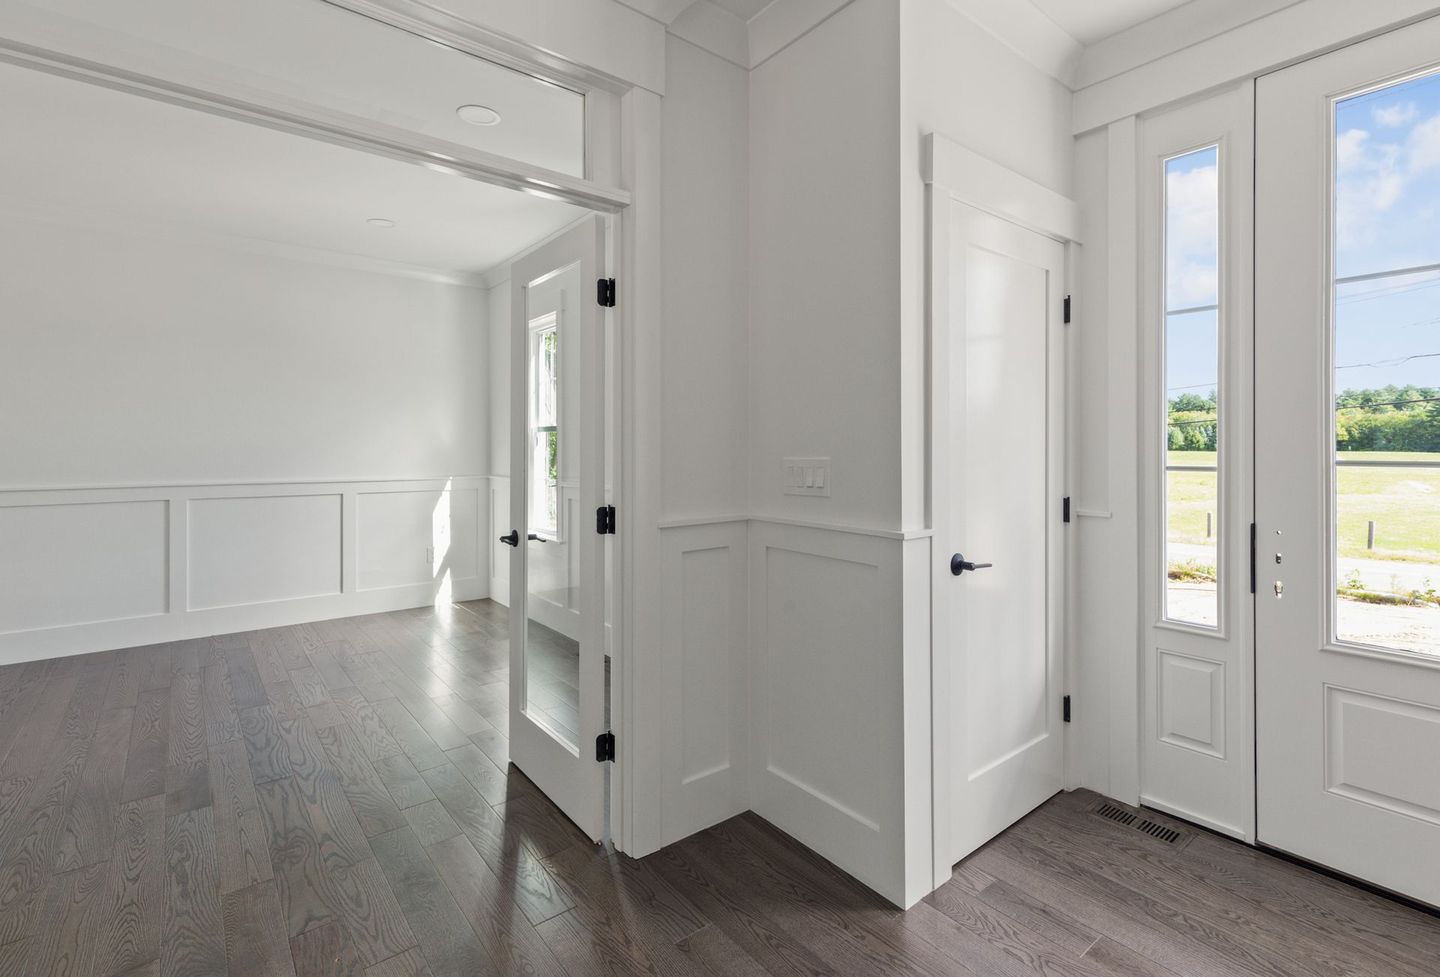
(669, 0, 749, 68)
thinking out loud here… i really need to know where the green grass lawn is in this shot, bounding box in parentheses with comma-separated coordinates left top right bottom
(1166, 450, 1440, 563)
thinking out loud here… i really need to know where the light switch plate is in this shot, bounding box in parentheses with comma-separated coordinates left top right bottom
(783, 457, 830, 497)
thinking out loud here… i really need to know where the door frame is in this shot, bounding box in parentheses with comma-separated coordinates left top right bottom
(0, 0, 658, 855)
(925, 133, 1080, 889)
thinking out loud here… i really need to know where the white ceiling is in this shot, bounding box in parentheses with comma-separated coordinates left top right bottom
(4, 0, 586, 176)
(1025, 0, 1196, 46)
(0, 61, 588, 277)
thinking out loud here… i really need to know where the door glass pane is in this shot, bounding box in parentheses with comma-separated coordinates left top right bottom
(525, 271, 581, 751)
(1333, 72, 1440, 656)
(1164, 146, 1221, 627)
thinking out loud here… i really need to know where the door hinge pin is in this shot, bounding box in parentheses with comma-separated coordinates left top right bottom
(1063, 295, 1072, 324)
(1062, 497, 1071, 523)
(1063, 695, 1072, 723)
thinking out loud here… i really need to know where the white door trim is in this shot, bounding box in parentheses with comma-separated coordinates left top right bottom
(923, 133, 1081, 244)
(925, 134, 1079, 891)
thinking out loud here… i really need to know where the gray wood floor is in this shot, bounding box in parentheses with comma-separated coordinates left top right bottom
(0, 599, 1433, 976)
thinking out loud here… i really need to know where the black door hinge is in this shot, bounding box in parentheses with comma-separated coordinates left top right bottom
(1249, 522, 1257, 595)
(597, 278, 616, 307)
(1062, 497, 1071, 523)
(595, 731, 615, 762)
(596, 504, 616, 535)
(1063, 295, 1071, 324)
(1063, 695, 1072, 723)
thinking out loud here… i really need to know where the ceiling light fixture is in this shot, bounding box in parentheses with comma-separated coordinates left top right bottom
(456, 104, 502, 127)
(366, 218, 396, 228)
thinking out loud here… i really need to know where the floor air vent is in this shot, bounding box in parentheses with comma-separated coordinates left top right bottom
(1095, 802, 1138, 827)
(1093, 802, 1186, 845)
(1136, 819, 1182, 844)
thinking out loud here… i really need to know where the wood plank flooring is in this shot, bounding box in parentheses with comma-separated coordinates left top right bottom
(0, 598, 1433, 976)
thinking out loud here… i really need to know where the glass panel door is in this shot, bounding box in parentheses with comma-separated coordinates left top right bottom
(1256, 17, 1440, 908)
(508, 216, 607, 841)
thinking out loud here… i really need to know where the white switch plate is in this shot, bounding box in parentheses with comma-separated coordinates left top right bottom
(783, 457, 831, 497)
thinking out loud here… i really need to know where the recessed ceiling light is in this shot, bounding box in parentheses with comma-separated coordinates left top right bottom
(456, 104, 502, 127)
(366, 218, 395, 228)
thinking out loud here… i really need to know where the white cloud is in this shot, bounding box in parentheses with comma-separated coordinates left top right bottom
(1372, 102, 1419, 128)
(1165, 162, 1218, 307)
(1336, 128, 1370, 171)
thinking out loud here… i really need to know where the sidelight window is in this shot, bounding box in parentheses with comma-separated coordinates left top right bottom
(1163, 146, 1221, 628)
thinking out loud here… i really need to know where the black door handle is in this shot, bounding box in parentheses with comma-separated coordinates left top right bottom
(499, 530, 520, 547)
(528, 533, 548, 543)
(950, 553, 993, 576)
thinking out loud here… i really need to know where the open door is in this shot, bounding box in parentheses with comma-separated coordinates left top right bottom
(504, 216, 609, 842)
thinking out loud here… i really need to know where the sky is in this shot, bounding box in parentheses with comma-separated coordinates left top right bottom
(1163, 72, 1440, 400)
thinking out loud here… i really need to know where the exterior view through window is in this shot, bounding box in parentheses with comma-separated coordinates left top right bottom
(1164, 146, 1221, 627)
(1333, 72, 1440, 656)
(530, 314, 560, 539)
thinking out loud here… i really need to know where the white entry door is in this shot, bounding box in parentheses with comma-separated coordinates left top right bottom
(932, 197, 1066, 881)
(506, 216, 609, 842)
(1257, 19, 1440, 906)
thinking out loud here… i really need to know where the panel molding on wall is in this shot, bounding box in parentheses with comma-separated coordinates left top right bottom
(748, 519, 904, 903)
(0, 475, 489, 664)
(659, 519, 748, 848)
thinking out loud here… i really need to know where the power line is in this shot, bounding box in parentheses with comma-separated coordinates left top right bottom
(1167, 351, 1440, 391)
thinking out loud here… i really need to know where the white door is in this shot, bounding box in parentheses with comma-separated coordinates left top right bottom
(506, 216, 609, 842)
(1137, 85, 1255, 840)
(1257, 19, 1440, 906)
(932, 199, 1065, 881)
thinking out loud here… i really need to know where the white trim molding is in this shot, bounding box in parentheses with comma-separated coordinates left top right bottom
(923, 132, 1082, 244)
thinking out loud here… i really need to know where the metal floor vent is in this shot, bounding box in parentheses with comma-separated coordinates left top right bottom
(1136, 819, 1182, 844)
(1093, 802, 1185, 845)
(1095, 802, 1138, 827)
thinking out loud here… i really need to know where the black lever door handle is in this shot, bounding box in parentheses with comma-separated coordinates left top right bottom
(950, 553, 993, 576)
(499, 530, 520, 547)
(527, 533, 548, 543)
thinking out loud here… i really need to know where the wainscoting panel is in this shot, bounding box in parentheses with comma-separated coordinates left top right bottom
(0, 476, 488, 664)
(748, 519, 904, 902)
(189, 494, 343, 610)
(0, 498, 169, 634)
(660, 519, 748, 845)
(357, 486, 480, 592)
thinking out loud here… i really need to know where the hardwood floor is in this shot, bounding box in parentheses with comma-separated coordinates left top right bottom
(0, 599, 1433, 976)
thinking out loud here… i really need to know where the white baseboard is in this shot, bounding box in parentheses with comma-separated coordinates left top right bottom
(0, 576, 486, 666)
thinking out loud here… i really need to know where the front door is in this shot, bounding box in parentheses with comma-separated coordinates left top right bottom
(1257, 18, 1440, 905)
(506, 216, 609, 842)
(933, 200, 1066, 880)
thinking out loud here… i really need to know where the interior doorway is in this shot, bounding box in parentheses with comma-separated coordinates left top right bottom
(0, 0, 632, 853)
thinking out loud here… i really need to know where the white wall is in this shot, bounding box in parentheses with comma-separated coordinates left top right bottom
(0, 218, 491, 660)
(748, 0, 901, 531)
(655, 33, 752, 851)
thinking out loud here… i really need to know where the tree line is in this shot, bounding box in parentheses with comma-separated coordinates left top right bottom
(1168, 385, 1440, 452)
